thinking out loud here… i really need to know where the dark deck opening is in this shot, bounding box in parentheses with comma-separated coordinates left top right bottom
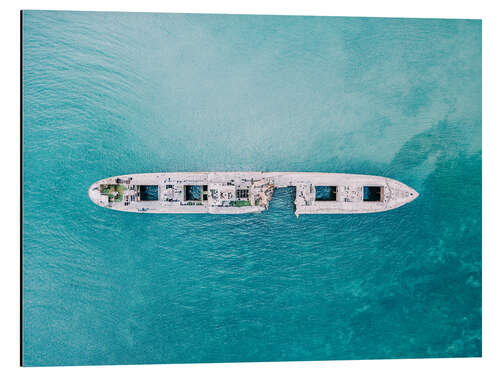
(139, 185, 158, 201)
(363, 186, 382, 202)
(184, 185, 202, 201)
(315, 186, 337, 201)
(236, 189, 249, 199)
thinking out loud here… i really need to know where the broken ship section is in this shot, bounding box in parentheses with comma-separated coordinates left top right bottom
(88, 172, 418, 215)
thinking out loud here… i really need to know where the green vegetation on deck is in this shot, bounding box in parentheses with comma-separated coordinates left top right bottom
(230, 200, 251, 207)
(100, 184, 125, 202)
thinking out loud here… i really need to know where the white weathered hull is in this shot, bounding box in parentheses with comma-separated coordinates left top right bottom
(88, 172, 418, 215)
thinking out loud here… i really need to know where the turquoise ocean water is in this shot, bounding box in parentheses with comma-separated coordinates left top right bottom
(22, 11, 482, 366)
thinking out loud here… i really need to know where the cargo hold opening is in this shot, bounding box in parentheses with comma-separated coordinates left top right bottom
(315, 186, 337, 201)
(184, 185, 202, 201)
(363, 186, 384, 202)
(138, 185, 159, 201)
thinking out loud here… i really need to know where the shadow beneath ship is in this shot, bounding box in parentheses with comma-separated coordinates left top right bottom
(268, 187, 296, 214)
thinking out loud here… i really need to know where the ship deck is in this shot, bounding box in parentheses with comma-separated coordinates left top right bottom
(88, 172, 418, 215)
